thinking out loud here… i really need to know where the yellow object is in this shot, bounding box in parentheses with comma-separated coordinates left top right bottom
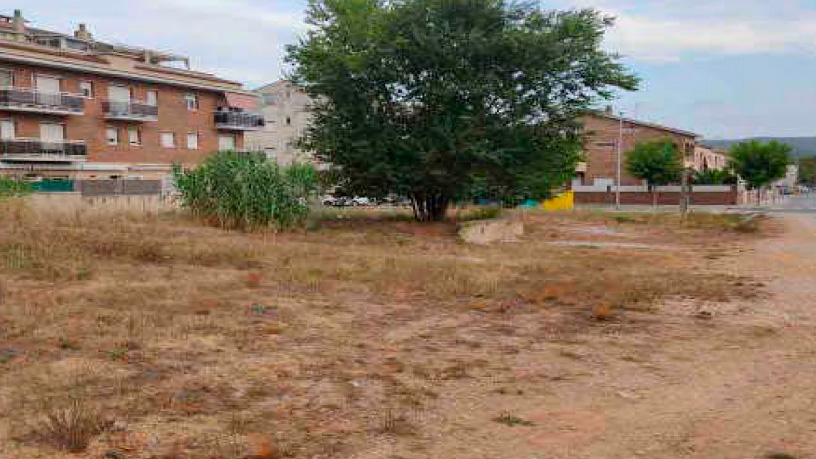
(543, 191, 574, 211)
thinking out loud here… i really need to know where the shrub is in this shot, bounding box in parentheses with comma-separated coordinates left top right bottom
(458, 206, 503, 221)
(173, 151, 318, 230)
(693, 169, 737, 185)
(0, 177, 32, 199)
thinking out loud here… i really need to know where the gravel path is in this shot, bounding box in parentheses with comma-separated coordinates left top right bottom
(570, 212, 816, 459)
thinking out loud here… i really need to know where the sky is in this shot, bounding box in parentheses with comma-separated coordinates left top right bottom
(12, 0, 816, 139)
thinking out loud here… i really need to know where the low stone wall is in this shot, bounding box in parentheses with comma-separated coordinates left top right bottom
(77, 180, 162, 197)
(574, 189, 738, 206)
(458, 218, 524, 245)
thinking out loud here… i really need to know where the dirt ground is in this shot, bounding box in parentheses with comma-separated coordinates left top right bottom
(0, 203, 811, 459)
(424, 212, 815, 459)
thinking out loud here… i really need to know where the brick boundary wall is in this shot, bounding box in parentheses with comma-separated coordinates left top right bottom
(574, 190, 738, 206)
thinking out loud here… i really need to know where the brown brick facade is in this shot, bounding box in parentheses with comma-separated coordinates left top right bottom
(0, 62, 245, 177)
(579, 114, 698, 187)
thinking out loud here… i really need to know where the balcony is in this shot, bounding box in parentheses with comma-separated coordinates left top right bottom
(0, 138, 87, 162)
(0, 87, 85, 115)
(103, 101, 159, 121)
(214, 111, 265, 131)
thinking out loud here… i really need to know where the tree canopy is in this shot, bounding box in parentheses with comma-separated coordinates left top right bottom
(625, 139, 682, 187)
(729, 140, 791, 190)
(692, 168, 737, 185)
(625, 139, 682, 207)
(288, 0, 638, 220)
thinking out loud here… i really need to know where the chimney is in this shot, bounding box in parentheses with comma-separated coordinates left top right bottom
(604, 105, 613, 116)
(11, 9, 25, 34)
(74, 23, 92, 41)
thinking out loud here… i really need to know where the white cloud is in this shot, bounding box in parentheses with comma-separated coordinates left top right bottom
(608, 14, 816, 61)
(550, 0, 816, 61)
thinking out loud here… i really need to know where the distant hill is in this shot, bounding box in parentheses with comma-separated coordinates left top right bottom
(704, 137, 816, 158)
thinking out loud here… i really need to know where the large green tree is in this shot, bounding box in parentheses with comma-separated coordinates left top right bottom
(729, 140, 791, 191)
(625, 139, 682, 208)
(288, 0, 638, 221)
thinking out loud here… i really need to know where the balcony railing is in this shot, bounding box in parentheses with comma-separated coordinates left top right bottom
(0, 87, 85, 115)
(214, 111, 265, 130)
(103, 101, 159, 121)
(0, 138, 87, 161)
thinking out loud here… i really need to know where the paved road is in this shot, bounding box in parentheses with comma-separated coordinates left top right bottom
(747, 194, 816, 213)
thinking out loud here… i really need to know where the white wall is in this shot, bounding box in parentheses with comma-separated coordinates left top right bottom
(245, 80, 316, 166)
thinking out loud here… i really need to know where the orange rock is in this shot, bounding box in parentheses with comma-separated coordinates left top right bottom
(246, 272, 263, 288)
(593, 303, 614, 320)
(246, 433, 275, 459)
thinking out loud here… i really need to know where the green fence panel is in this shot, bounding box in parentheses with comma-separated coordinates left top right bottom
(33, 180, 75, 192)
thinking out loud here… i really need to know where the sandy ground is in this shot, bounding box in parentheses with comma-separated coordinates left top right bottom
(354, 213, 816, 459)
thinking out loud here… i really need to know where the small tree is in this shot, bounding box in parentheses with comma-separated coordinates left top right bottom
(625, 140, 682, 208)
(729, 140, 791, 202)
(173, 151, 318, 230)
(692, 168, 737, 185)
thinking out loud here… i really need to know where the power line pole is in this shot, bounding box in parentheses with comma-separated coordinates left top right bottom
(680, 166, 690, 219)
(616, 112, 624, 210)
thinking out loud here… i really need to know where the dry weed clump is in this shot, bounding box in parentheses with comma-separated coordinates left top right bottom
(38, 398, 111, 453)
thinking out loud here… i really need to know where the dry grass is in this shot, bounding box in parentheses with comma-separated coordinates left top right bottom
(0, 198, 762, 458)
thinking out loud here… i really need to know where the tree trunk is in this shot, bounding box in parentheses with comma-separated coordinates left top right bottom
(410, 193, 450, 222)
(651, 185, 658, 210)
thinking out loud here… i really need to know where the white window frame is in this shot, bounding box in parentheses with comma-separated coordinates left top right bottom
(146, 89, 158, 106)
(184, 93, 199, 111)
(108, 84, 131, 102)
(34, 73, 62, 94)
(0, 119, 15, 140)
(128, 127, 141, 146)
(218, 134, 236, 151)
(79, 80, 94, 98)
(186, 132, 199, 150)
(160, 132, 176, 149)
(106, 127, 119, 146)
(0, 68, 14, 87)
(40, 122, 65, 141)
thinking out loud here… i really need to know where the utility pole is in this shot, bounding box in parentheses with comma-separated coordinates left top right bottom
(680, 167, 690, 219)
(615, 111, 624, 210)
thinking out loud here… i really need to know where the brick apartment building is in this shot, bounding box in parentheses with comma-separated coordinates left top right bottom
(574, 110, 741, 206)
(0, 9, 263, 181)
(577, 108, 700, 187)
(690, 144, 729, 172)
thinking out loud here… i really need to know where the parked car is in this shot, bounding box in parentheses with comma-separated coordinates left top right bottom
(349, 197, 373, 206)
(321, 196, 375, 207)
